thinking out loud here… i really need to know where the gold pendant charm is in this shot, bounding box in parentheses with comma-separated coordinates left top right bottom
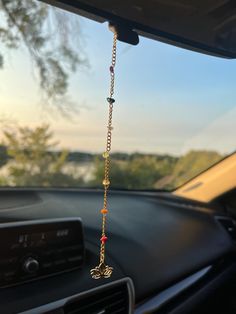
(90, 262, 113, 279)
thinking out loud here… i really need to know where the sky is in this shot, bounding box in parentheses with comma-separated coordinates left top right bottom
(0, 4, 236, 156)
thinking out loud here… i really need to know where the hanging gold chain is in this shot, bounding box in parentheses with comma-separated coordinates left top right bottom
(90, 32, 117, 279)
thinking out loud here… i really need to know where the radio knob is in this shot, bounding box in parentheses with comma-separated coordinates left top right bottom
(23, 257, 39, 274)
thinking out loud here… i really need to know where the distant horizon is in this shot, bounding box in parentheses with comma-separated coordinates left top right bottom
(0, 116, 234, 156)
(0, 141, 231, 159)
(52, 148, 227, 157)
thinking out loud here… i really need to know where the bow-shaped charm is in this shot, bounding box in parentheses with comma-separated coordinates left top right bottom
(90, 262, 113, 279)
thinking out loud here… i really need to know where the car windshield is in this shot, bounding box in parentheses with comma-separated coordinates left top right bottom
(0, 1, 235, 190)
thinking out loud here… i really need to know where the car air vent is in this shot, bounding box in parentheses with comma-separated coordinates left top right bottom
(216, 216, 236, 240)
(64, 279, 134, 314)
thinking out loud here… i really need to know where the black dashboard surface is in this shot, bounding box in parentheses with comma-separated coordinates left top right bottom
(0, 189, 233, 313)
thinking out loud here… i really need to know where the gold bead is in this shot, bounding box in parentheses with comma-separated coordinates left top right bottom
(103, 179, 110, 187)
(102, 151, 109, 159)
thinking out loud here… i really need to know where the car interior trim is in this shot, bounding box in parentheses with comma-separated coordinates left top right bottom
(135, 266, 212, 314)
(19, 277, 134, 314)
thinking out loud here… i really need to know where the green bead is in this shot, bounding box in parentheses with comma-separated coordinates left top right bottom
(102, 151, 109, 159)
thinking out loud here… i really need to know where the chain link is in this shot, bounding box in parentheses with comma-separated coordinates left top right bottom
(90, 32, 117, 278)
(100, 32, 117, 265)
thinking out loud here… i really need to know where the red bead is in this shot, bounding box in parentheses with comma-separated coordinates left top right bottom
(101, 236, 108, 244)
(109, 66, 114, 73)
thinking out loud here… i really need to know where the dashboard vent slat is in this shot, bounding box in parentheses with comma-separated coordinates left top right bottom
(64, 281, 131, 314)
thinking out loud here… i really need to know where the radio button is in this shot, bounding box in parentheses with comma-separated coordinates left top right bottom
(68, 255, 82, 263)
(42, 262, 52, 269)
(4, 270, 16, 282)
(54, 259, 66, 266)
(23, 257, 39, 274)
(42, 250, 54, 258)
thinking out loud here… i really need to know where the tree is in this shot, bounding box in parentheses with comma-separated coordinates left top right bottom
(0, 145, 8, 167)
(0, 0, 87, 111)
(170, 150, 223, 188)
(91, 155, 172, 190)
(2, 124, 83, 186)
(91, 151, 224, 190)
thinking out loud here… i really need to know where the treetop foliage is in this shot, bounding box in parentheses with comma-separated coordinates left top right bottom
(0, 124, 224, 189)
(0, 0, 87, 112)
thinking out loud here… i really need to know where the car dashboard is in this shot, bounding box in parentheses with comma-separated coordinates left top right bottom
(0, 189, 235, 314)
